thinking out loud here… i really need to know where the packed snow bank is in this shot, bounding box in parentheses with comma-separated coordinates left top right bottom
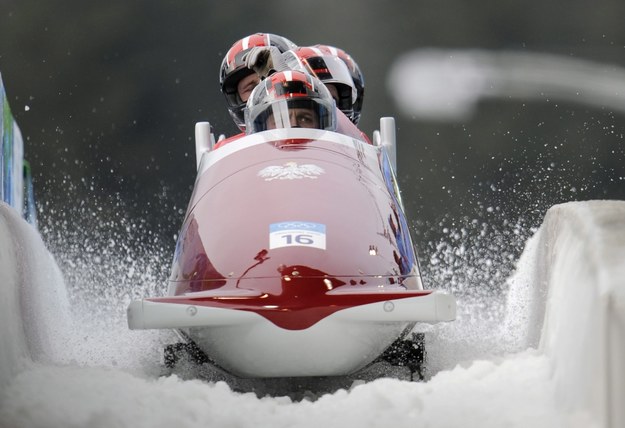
(536, 201, 625, 428)
(503, 200, 625, 428)
(0, 203, 71, 390)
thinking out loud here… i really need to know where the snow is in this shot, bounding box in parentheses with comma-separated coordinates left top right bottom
(1, 199, 624, 428)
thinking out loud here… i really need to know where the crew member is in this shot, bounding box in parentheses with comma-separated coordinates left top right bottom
(244, 70, 336, 133)
(219, 33, 297, 131)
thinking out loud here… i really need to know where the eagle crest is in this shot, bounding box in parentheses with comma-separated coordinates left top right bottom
(258, 162, 325, 181)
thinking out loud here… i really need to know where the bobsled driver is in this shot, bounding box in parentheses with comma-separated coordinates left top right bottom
(244, 70, 336, 133)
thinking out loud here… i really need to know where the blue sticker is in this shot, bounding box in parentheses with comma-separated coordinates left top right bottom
(270, 221, 326, 250)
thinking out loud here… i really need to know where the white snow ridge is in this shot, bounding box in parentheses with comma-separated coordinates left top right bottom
(1, 200, 623, 428)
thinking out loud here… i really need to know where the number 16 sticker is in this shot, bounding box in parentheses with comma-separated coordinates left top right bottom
(269, 221, 326, 250)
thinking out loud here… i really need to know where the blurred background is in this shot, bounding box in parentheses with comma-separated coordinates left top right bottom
(1, 0, 625, 289)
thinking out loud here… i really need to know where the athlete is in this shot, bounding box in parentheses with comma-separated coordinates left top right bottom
(244, 70, 336, 133)
(219, 33, 297, 131)
(312, 44, 365, 125)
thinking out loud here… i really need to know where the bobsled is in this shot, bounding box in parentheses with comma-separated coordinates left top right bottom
(127, 114, 456, 378)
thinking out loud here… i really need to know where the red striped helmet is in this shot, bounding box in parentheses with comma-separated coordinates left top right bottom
(220, 33, 297, 130)
(313, 45, 365, 125)
(244, 70, 337, 133)
(282, 46, 357, 122)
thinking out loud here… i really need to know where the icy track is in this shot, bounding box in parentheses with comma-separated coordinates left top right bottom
(0, 200, 624, 428)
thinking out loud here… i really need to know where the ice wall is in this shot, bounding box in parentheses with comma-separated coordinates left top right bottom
(0, 203, 71, 390)
(518, 200, 625, 428)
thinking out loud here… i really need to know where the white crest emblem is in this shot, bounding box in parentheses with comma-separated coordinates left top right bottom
(258, 162, 325, 181)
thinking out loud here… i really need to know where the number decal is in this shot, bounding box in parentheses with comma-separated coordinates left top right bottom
(270, 222, 326, 250)
(281, 234, 314, 245)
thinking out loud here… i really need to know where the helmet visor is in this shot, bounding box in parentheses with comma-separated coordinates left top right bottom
(245, 98, 336, 133)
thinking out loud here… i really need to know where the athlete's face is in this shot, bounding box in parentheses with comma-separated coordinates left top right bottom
(237, 73, 260, 102)
(325, 84, 339, 103)
(266, 108, 319, 129)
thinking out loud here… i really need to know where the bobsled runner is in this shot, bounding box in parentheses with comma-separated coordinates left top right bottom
(127, 114, 456, 379)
